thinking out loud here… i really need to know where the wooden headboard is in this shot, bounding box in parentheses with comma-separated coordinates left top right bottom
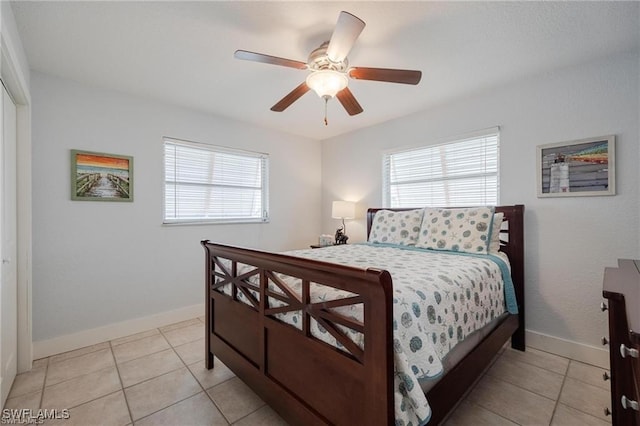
(366, 205, 525, 348)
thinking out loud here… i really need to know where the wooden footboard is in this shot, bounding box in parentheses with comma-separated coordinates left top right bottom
(201, 242, 395, 425)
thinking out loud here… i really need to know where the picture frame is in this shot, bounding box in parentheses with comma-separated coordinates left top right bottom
(536, 135, 615, 198)
(71, 149, 134, 201)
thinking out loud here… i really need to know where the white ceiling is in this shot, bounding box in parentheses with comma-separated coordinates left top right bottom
(11, 1, 640, 141)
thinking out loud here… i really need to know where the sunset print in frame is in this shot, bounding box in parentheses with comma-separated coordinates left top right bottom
(537, 135, 615, 198)
(71, 150, 134, 201)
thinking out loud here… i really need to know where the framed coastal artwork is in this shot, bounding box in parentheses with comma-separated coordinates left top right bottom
(536, 135, 615, 198)
(71, 150, 134, 201)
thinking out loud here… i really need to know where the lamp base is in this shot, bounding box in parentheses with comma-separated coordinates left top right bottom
(335, 227, 349, 245)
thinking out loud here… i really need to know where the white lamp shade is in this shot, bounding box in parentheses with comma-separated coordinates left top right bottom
(332, 201, 356, 219)
(306, 70, 348, 98)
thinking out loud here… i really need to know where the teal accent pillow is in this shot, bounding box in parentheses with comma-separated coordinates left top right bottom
(368, 209, 425, 246)
(417, 207, 495, 254)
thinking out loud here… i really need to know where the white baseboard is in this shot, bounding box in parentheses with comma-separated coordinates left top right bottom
(1, 353, 15, 407)
(526, 329, 609, 368)
(33, 303, 205, 359)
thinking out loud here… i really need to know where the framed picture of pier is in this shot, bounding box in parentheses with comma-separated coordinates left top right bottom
(71, 150, 134, 201)
(537, 135, 615, 198)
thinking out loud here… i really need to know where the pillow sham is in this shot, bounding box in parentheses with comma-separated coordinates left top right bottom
(417, 206, 495, 254)
(368, 209, 424, 246)
(489, 212, 504, 254)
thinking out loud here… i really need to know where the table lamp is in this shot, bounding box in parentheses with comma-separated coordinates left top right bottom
(332, 201, 356, 244)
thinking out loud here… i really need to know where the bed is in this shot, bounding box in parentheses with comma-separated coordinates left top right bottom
(201, 205, 524, 425)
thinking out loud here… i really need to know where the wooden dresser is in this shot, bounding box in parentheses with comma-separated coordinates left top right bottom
(602, 259, 640, 425)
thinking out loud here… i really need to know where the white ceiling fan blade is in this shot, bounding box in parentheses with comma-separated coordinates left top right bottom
(326, 11, 365, 63)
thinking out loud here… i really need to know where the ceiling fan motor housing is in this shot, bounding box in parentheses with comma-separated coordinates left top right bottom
(308, 41, 349, 72)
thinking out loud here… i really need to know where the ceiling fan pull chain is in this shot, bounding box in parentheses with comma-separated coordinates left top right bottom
(324, 96, 329, 126)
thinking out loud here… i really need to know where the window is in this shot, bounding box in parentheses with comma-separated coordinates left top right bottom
(383, 129, 499, 207)
(164, 138, 269, 224)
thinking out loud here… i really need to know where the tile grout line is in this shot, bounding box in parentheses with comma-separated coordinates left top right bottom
(112, 332, 175, 364)
(119, 323, 211, 423)
(466, 351, 524, 425)
(111, 318, 197, 352)
(468, 352, 558, 425)
(159, 329, 204, 350)
(548, 364, 570, 425)
(229, 404, 268, 425)
(117, 347, 187, 387)
(179, 340, 233, 425)
(468, 376, 557, 425)
(130, 388, 208, 424)
(174, 343, 204, 366)
(564, 359, 614, 421)
(195, 310, 258, 424)
(557, 376, 613, 423)
(38, 351, 115, 391)
(463, 400, 523, 426)
(170, 319, 253, 424)
(117, 360, 187, 390)
(10, 319, 203, 420)
(27, 347, 125, 414)
(43, 371, 126, 413)
(43, 320, 198, 363)
(47, 344, 108, 364)
(26, 319, 263, 423)
(132, 339, 224, 425)
(115, 347, 170, 366)
(40, 365, 120, 408)
(110, 339, 136, 425)
(563, 364, 612, 391)
(484, 368, 563, 403)
(158, 318, 203, 333)
(132, 393, 208, 425)
(194, 379, 233, 423)
(466, 373, 528, 425)
(486, 349, 566, 424)
(484, 354, 610, 425)
(37, 358, 49, 410)
(28, 328, 604, 425)
(502, 348, 570, 376)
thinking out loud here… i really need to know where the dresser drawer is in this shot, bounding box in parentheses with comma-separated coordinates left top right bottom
(603, 291, 640, 425)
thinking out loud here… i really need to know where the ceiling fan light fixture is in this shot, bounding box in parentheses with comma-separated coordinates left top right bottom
(305, 70, 348, 98)
(235, 11, 420, 118)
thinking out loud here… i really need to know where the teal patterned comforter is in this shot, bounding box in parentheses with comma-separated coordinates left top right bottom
(216, 243, 517, 426)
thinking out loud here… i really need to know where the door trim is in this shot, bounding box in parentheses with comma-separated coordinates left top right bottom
(1, 13, 33, 373)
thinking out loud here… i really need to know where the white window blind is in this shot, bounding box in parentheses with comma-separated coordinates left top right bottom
(164, 138, 269, 224)
(383, 130, 499, 208)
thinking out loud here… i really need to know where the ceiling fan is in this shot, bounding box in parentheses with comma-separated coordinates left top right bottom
(234, 11, 422, 125)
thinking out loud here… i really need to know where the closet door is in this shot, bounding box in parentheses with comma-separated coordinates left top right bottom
(0, 82, 18, 407)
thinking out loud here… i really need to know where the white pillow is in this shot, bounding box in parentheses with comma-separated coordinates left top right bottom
(417, 207, 495, 254)
(489, 212, 504, 254)
(368, 209, 424, 246)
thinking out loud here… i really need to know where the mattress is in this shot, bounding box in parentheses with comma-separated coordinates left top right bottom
(213, 243, 517, 425)
(418, 312, 507, 393)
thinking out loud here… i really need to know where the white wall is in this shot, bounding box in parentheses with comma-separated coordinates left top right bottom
(321, 50, 640, 364)
(31, 72, 321, 344)
(1, 1, 30, 90)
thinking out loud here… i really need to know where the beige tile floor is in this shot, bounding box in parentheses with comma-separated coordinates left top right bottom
(3, 317, 611, 425)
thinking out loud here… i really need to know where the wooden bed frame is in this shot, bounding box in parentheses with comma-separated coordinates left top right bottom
(202, 205, 524, 425)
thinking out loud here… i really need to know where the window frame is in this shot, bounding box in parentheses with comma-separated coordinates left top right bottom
(162, 137, 270, 225)
(382, 127, 500, 208)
